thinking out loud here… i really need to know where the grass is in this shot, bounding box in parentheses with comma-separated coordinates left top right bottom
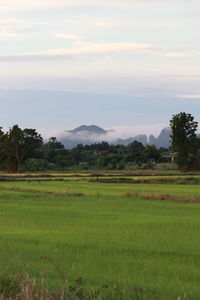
(1, 178, 200, 298)
(2, 170, 200, 185)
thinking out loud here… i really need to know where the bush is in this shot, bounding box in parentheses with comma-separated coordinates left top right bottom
(24, 158, 48, 171)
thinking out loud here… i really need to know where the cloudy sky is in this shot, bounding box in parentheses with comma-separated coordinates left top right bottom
(0, 0, 200, 137)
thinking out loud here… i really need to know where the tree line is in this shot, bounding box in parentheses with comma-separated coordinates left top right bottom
(0, 125, 167, 172)
(0, 112, 199, 172)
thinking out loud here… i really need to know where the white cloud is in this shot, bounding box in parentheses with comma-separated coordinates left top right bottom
(165, 47, 200, 57)
(93, 56, 111, 66)
(0, 29, 19, 40)
(0, 42, 199, 61)
(0, 17, 45, 40)
(95, 20, 139, 28)
(54, 33, 89, 45)
(1, 0, 195, 12)
(0, 43, 154, 61)
(108, 124, 167, 138)
(0, 17, 25, 25)
(0, 17, 44, 26)
(176, 94, 200, 99)
(95, 21, 117, 28)
(0, 0, 147, 12)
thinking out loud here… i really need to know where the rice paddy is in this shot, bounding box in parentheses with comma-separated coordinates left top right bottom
(0, 173, 200, 299)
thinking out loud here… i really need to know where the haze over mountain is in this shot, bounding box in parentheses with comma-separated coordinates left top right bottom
(58, 125, 172, 149)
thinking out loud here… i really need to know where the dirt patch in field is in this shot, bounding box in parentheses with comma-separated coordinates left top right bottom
(92, 177, 200, 185)
(123, 191, 200, 203)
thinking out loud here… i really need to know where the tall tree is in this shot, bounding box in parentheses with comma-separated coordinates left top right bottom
(43, 137, 64, 163)
(4, 125, 43, 172)
(5, 125, 24, 172)
(170, 112, 198, 170)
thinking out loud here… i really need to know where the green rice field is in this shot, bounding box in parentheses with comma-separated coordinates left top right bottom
(1, 175, 200, 299)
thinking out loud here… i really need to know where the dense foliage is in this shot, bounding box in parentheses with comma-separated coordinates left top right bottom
(0, 125, 169, 172)
(170, 112, 200, 170)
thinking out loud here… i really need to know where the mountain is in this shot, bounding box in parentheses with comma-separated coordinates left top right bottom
(149, 128, 171, 148)
(59, 125, 110, 148)
(149, 134, 157, 145)
(116, 135, 148, 146)
(58, 125, 171, 149)
(68, 125, 108, 135)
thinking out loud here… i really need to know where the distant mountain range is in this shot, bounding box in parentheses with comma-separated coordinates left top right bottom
(116, 128, 171, 148)
(58, 125, 172, 149)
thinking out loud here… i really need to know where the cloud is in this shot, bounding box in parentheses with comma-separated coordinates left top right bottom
(0, 43, 199, 62)
(0, 17, 45, 40)
(0, 28, 40, 41)
(93, 56, 111, 66)
(1, 0, 195, 12)
(0, 17, 26, 25)
(0, 29, 19, 40)
(0, 43, 153, 62)
(165, 47, 200, 57)
(176, 94, 200, 99)
(106, 124, 167, 138)
(95, 20, 139, 28)
(0, 0, 148, 12)
(55, 123, 167, 146)
(0, 28, 38, 41)
(54, 33, 89, 45)
(0, 17, 43, 26)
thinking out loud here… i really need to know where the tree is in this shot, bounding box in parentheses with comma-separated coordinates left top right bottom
(170, 112, 198, 170)
(141, 145, 161, 163)
(3, 125, 43, 172)
(4, 125, 24, 172)
(43, 137, 64, 163)
(125, 141, 144, 163)
(55, 150, 76, 169)
(0, 127, 6, 168)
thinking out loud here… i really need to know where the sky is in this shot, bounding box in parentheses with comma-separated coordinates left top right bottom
(0, 0, 200, 138)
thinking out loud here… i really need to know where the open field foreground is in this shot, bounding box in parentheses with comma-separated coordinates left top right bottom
(1, 177, 200, 299)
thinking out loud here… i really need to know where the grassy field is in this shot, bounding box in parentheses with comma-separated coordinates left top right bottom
(1, 177, 200, 299)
